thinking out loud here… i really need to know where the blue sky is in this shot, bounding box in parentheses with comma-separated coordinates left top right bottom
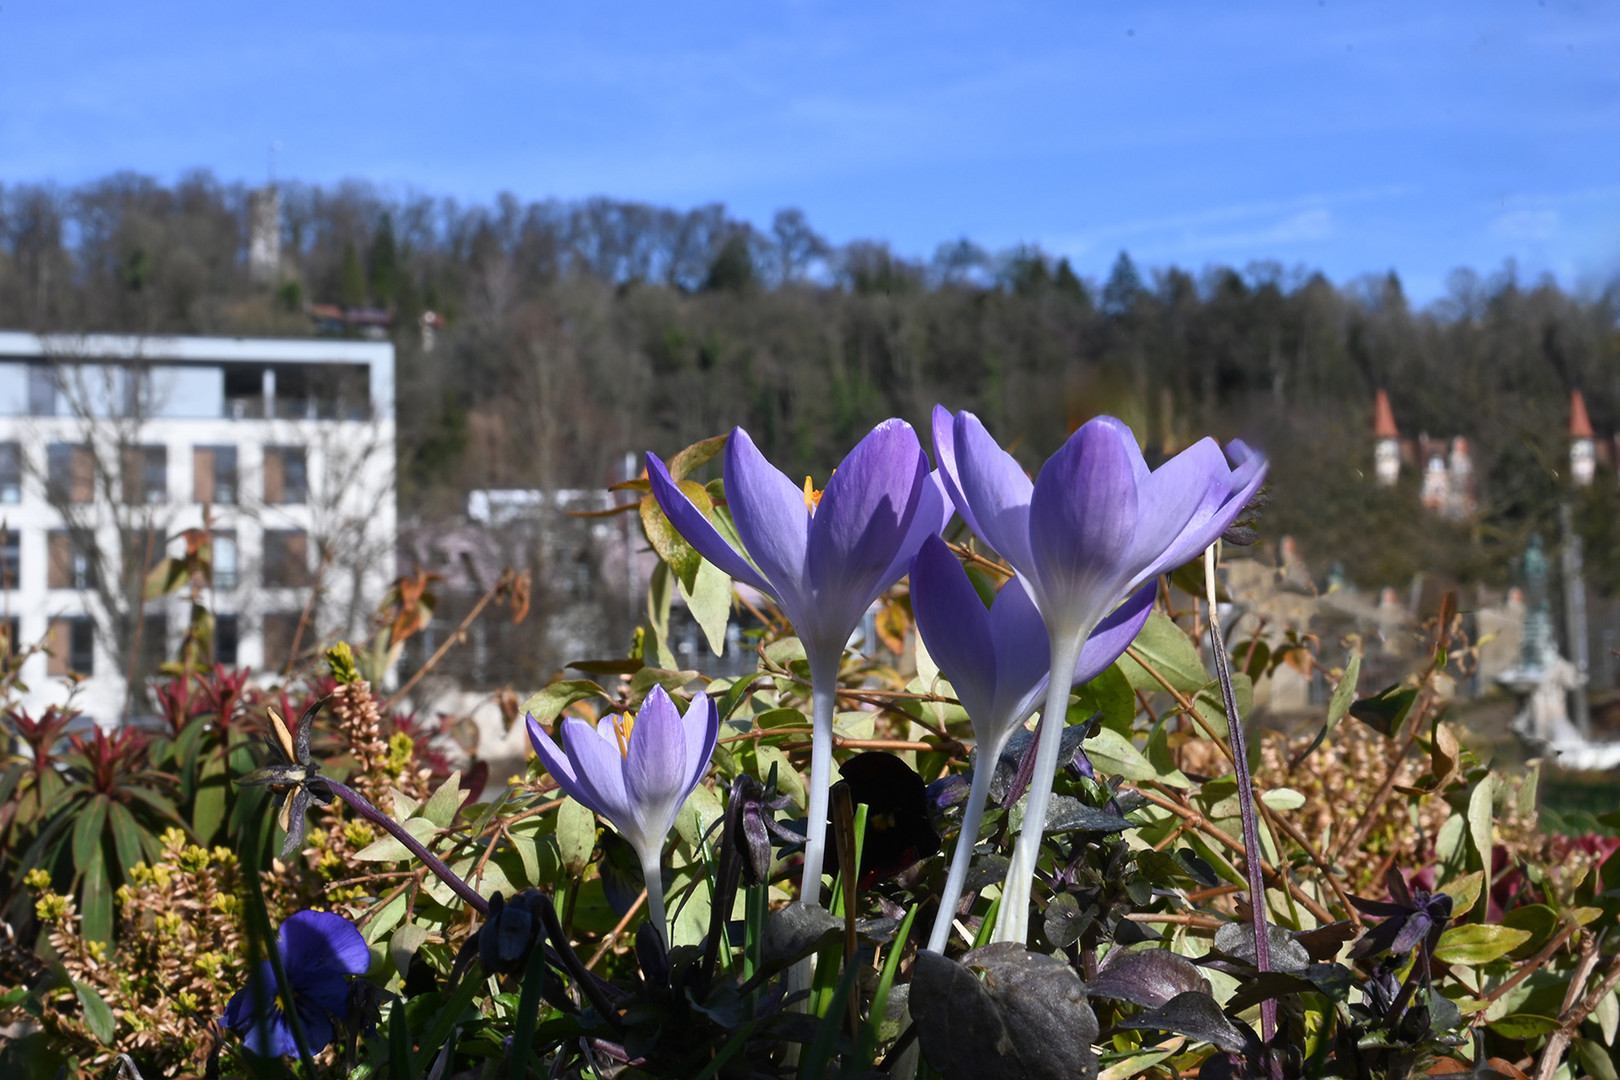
(2, 0, 1616, 303)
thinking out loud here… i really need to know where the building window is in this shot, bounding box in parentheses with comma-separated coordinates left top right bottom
(262, 529, 311, 588)
(121, 611, 167, 683)
(47, 617, 95, 676)
(0, 443, 20, 503)
(261, 612, 302, 671)
(28, 364, 56, 416)
(263, 446, 308, 504)
(216, 613, 238, 667)
(213, 531, 238, 590)
(123, 528, 166, 575)
(0, 529, 18, 590)
(194, 446, 238, 504)
(46, 443, 95, 504)
(121, 445, 167, 505)
(48, 530, 97, 590)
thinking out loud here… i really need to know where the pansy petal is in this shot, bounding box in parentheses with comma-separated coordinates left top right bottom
(1073, 583, 1155, 685)
(280, 910, 371, 985)
(725, 428, 813, 618)
(1027, 417, 1141, 632)
(951, 412, 1036, 574)
(680, 692, 720, 795)
(625, 687, 691, 844)
(646, 451, 776, 599)
(805, 420, 931, 646)
(558, 716, 635, 826)
(911, 534, 997, 724)
(294, 1001, 337, 1056)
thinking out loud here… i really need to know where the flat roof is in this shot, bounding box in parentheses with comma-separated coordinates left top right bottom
(0, 331, 392, 367)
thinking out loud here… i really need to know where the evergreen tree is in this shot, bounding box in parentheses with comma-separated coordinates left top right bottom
(339, 242, 367, 309)
(369, 214, 398, 308)
(1102, 250, 1143, 317)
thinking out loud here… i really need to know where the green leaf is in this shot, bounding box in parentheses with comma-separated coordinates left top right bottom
(353, 817, 440, 862)
(1433, 923, 1531, 965)
(80, 853, 112, 945)
(1083, 727, 1157, 782)
(421, 770, 468, 829)
(1192, 673, 1254, 739)
(668, 433, 729, 481)
(641, 482, 711, 592)
(1487, 1013, 1560, 1040)
(1118, 613, 1208, 694)
(190, 754, 228, 846)
(1467, 774, 1496, 879)
(754, 745, 804, 809)
(1076, 664, 1137, 736)
(1259, 788, 1305, 811)
(72, 980, 116, 1044)
(1348, 682, 1418, 737)
(1500, 904, 1559, 958)
(680, 557, 733, 656)
(675, 783, 725, 850)
(519, 680, 607, 728)
(555, 797, 598, 877)
(106, 800, 148, 880)
(142, 556, 188, 599)
(72, 795, 109, 874)
(629, 665, 699, 700)
(1326, 652, 1361, 731)
(1436, 869, 1484, 917)
(388, 923, 431, 981)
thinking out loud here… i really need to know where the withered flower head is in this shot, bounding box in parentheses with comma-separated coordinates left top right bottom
(239, 699, 334, 856)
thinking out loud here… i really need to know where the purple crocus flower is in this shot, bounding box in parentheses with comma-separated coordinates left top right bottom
(527, 685, 719, 941)
(647, 420, 951, 899)
(223, 909, 370, 1057)
(910, 534, 1154, 952)
(933, 405, 1266, 943)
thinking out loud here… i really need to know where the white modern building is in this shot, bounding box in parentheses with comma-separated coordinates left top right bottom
(0, 332, 396, 724)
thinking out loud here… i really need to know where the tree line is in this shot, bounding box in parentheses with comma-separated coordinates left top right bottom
(3, 170, 1619, 598)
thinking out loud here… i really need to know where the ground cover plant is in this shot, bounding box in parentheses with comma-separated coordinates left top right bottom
(2, 411, 1618, 1080)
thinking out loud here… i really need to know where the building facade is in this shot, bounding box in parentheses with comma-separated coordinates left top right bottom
(0, 332, 395, 724)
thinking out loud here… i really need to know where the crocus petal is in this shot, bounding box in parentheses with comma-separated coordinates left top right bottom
(806, 421, 930, 637)
(559, 716, 637, 826)
(874, 471, 954, 604)
(931, 405, 980, 539)
(986, 573, 1056, 726)
(680, 692, 720, 795)
(1127, 438, 1231, 583)
(1135, 438, 1269, 585)
(1073, 583, 1155, 685)
(724, 428, 813, 618)
(911, 534, 997, 724)
(950, 411, 1037, 574)
(624, 687, 691, 845)
(1027, 417, 1141, 632)
(645, 451, 776, 600)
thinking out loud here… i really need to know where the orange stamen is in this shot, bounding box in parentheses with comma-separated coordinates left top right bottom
(612, 714, 635, 758)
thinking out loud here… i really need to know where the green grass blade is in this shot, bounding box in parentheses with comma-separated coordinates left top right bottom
(860, 903, 918, 1066)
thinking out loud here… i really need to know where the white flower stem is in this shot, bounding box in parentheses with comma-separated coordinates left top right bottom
(798, 651, 841, 907)
(640, 847, 669, 946)
(926, 733, 1007, 952)
(993, 628, 1087, 945)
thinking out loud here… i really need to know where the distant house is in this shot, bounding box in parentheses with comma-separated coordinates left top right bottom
(0, 332, 396, 724)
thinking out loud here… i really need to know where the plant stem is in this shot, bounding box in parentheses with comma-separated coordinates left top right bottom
(639, 847, 668, 947)
(798, 651, 840, 907)
(327, 778, 490, 916)
(993, 628, 1086, 944)
(1203, 544, 1276, 1045)
(926, 733, 1006, 953)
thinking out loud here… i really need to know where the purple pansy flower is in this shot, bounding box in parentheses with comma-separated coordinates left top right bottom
(223, 909, 370, 1058)
(932, 405, 1266, 943)
(647, 420, 952, 899)
(527, 685, 719, 941)
(910, 534, 1154, 951)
